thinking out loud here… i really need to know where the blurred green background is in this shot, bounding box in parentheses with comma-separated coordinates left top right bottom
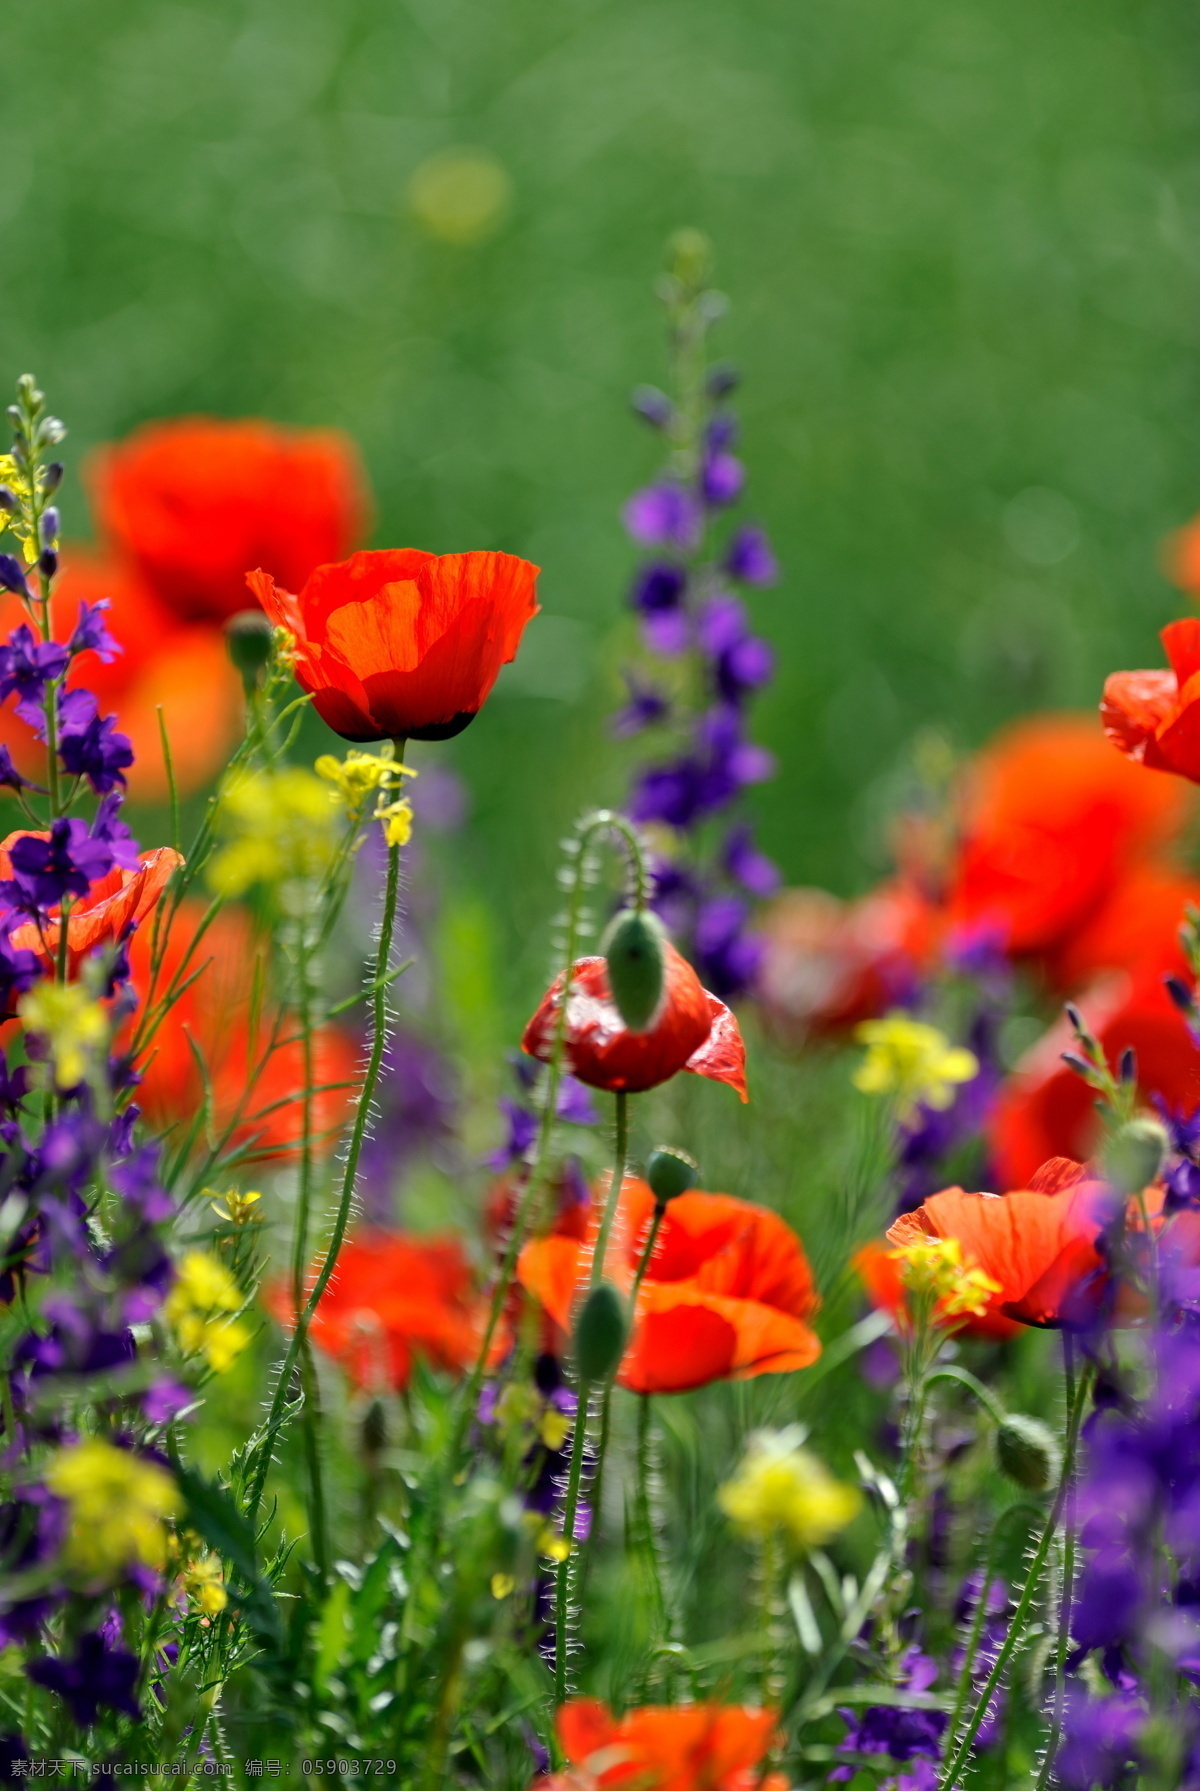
(7, 0, 1200, 1011)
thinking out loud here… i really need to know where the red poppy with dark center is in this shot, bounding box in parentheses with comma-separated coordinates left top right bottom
(86, 416, 369, 625)
(0, 832, 182, 981)
(125, 899, 356, 1159)
(1102, 618, 1200, 784)
(266, 1232, 482, 1391)
(521, 943, 747, 1099)
(247, 548, 540, 743)
(989, 975, 1200, 1189)
(537, 1699, 787, 1791)
(0, 549, 242, 801)
(518, 1176, 819, 1394)
(945, 713, 1189, 960)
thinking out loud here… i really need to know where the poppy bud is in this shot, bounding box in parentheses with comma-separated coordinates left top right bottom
(361, 1397, 387, 1459)
(572, 1281, 628, 1384)
(601, 907, 666, 1033)
(645, 1147, 698, 1206)
(995, 1413, 1061, 1491)
(225, 610, 274, 689)
(1103, 1116, 1169, 1196)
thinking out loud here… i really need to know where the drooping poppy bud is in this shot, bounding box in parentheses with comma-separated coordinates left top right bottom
(995, 1413, 1061, 1490)
(572, 1281, 628, 1383)
(1102, 1116, 1169, 1196)
(225, 610, 273, 691)
(645, 1147, 698, 1206)
(600, 907, 666, 1032)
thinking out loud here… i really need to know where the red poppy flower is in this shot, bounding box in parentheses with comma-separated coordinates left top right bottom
(125, 899, 357, 1159)
(0, 549, 242, 801)
(522, 944, 747, 1100)
(247, 548, 540, 743)
(756, 879, 937, 1042)
(1042, 866, 1200, 993)
(1101, 618, 1200, 783)
(0, 832, 182, 980)
(518, 1177, 819, 1394)
(266, 1232, 482, 1391)
(86, 416, 369, 625)
(539, 1699, 787, 1791)
(945, 713, 1190, 958)
(885, 1158, 1115, 1328)
(989, 975, 1200, 1189)
(853, 1239, 1020, 1342)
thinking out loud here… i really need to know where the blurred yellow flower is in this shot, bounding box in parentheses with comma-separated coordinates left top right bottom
(183, 1552, 228, 1615)
(377, 796, 414, 848)
(889, 1235, 1000, 1320)
(718, 1430, 859, 1552)
(853, 1014, 978, 1120)
(165, 1249, 251, 1373)
(19, 983, 108, 1089)
(209, 1188, 263, 1226)
(208, 767, 338, 896)
(46, 1437, 180, 1580)
(408, 148, 512, 245)
(315, 748, 414, 815)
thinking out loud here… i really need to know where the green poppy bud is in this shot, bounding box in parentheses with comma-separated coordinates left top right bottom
(572, 1281, 628, 1385)
(225, 609, 274, 689)
(995, 1413, 1061, 1491)
(1102, 1116, 1169, 1196)
(645, 1147, 698, 1206)
(600, 907, 666, 1033)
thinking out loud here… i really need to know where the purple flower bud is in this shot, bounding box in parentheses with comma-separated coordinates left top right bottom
(705, 414, 738, 453)
(631, 384, 673, 429)
(724, 824, 781, 897)
(37, 549, 57, 579)
(41, 462, 63, 494)
(706, 362, 739, 399)
(717, 634, 774, 702)
(38, 508, 58, 548)
(0, 487, 16, 513)
(701, 451, 744, 508)
(724, 525, 778, 586)
(0, 555, 30, 598)
(630, 562, 686, 616)
(641, 609, 691, 657)
(1166, 975, 1195, 1014)
(697, 594, 748, 656)
(622, 482, 702, 550)
(611, 671, 669, 739)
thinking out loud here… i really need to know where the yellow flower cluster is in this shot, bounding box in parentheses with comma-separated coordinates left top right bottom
(208, 767, 339, 897)
(0, 452, 37, 564)
(888, 1235, 1001, 1320)
(208, 1188, 262, 1226)
(165, 1250, 251, 1373)
(182, 1552, 228, 1615)
(315, 748, 416, 847)
(19, 983, 108, 1089)
(46, 1437, 180, 1580)
(718, 1429, 860, 1552)
(853, 1014, 979, 1121)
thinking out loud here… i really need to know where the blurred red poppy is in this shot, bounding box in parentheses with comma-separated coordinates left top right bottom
(755, 879, 937, 1041)
(945, 713, 1190, 959)
(522, 944, 747, 1100)
(1042, 866, 1200, 993)
(126, 898, 357, 1160)
(86, 416, 369, 625)
(539, 1699, 787, 1791)
(1166, 517, 1200, 601)
(266, 1232, 482, 1391)
(853, 1238, 1020, 1342)
(989, 975, 1200, 1189)
(247, 548, 539, 743)
(0, 549, 242, 801)
(518, 1176, 819, 1394)
(1102, 618, 1200, 783)
(0, 832, 182, 981)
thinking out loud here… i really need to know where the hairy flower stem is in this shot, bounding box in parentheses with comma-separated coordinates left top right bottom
(554, 1088, 630, 1702)
(291, 916, 328, 1581)
(940, 1359, 1094, 1791)
(245, 836, 402, 1529)
(1034, 1336, 1078, 1791)
(942, 1501, 1041, 1766)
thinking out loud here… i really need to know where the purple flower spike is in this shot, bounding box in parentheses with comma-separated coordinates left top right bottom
(612, 671, 669, 739)
(622, 482, 702, 550)
(630, 562, 687, 616)
(0, 556, 30, 600)
(701, 450, 744, 508)
(694, 895, 763, 1000)
(28, 1632, 141, 1728)
(69, 600, 121, 664)
(725, 524, 778, 586)
(0, 815, 113, 914)
(724, 824, 781, 897)
(0, 626, 69, 726)
(56, 691, 134, 793)
(641, 610, 691, 657)
(697, 594, 748, 656)
(717, 634, 774, 703)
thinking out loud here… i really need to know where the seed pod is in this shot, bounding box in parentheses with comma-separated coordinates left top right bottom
(995, 1414, 1061, 1491)
(600, 907, 666, 1033)
(225, 610, 274, 688)
(572, 1281, 628, 1384)
(1103, 1116, 1169, 1196)
(645, 1147, 698, 1206)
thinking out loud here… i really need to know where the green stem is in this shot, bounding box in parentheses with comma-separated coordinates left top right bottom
(291, 913, 327, 1580)
(942, 1501, 1041, 1765)
(939, 1361, 1094, 1791)
(590, 1090, 629, 1291)
(1034, 1337, 1078, 1791)
(246, 837, 402, 1528)
(925, 1364, 1008, 1427)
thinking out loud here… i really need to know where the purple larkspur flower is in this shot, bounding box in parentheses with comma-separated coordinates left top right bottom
(724, 824, 780, 897)
(622, 483, 702, 551)
(68, 600, 120, 663)
(108, 1144, 174, 1224)
(91, 792, 141, 872)
(717, 633, 774, 703)
(0, 816, 113, 914)
(693, 895, 763, 1000)
(725, 524, 778, 585)
(56, 690, 133, 793)
(612, 671, 669, 739)
(701, 449, 744, 508)
(631, 562, 687, 616)
(641, 608, 691, 657)
(144, 1378, 191, 1425)
(1056, 1688, 1144, 1790)
(0, 626, 68, 726)
(28, 1631, 141, 1728)
(0, 745, 37, 794)
(830, 1650, 946, 1783)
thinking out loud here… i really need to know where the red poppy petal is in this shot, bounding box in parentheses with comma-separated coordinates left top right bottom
(1101, 669, 1179, 763)
(685, 994, 749, 1100)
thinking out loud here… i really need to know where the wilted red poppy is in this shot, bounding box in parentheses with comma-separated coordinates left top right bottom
(0, 832, 182, 981)
(247, 548, 539, 743)
(1101, 618, 1200, 783)
(539, 1699, 787, 1791)
(853, 1238, 1020, 1342)
(945, 713, 1190, 959)
(989, 975, 1200, 1189)
(522, 944, 747, 1100)
(125, 899, 357, 1159)
(0, 549, 242, 801)
(755, 879, 938, 1042)
(266, 1232, 482, 1391)
(86, 416, 369, 625)
(518, 1176, 819, 1394)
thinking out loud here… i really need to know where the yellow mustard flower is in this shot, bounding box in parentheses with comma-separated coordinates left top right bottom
(0, 452, 36, 562)
(853, 1014, 979, 1121)
(490, 1573, 516, 1599)
(165, 1249, 251, 1373)
(19, 983, 108, 1089)
(208, 767, 338, 896)
(376, 796, 414, 849)
(718, 1430, 860, 1552)
(46, 1437, 180, 1580)
(888, 1235, 1001, 1321)
(208, 1188, 263, 1226)
(183, 1552, 228, 1615)
(315, 748, 414, 812)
